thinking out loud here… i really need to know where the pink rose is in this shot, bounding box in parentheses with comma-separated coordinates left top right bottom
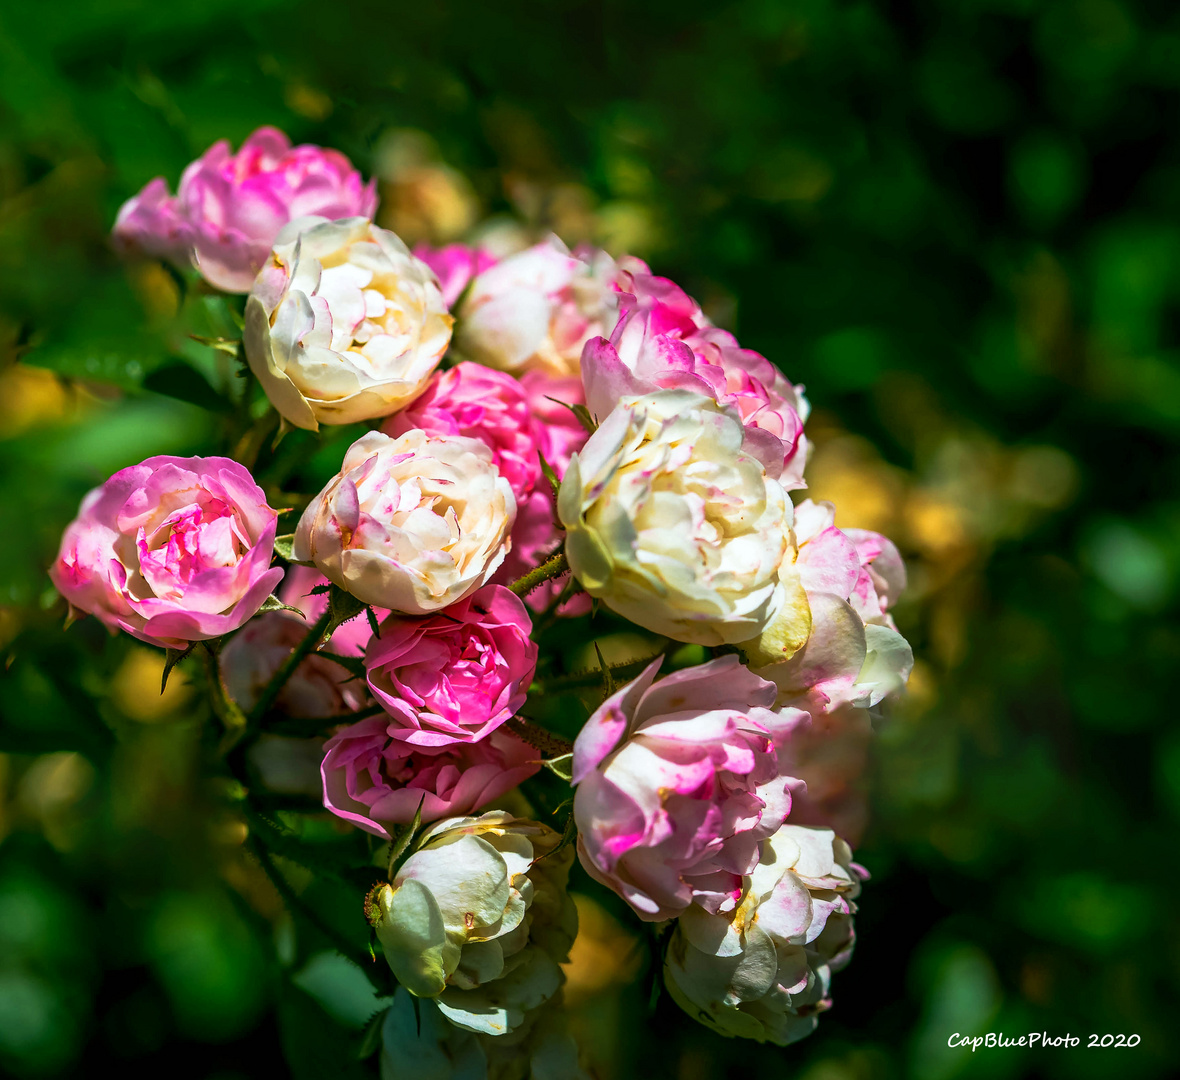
(413, 243, 497, 308)
(364, 585, 537, 747)
(113, 127, 377, 292)
(753, 500, 912, 715)
(571, 655, 800, 922)
(51, 456, 282, 649)
(321, 718, 540, 836)
(581, 269, 810, 488)
(221, 611, 369, 719)
(383, 362, 541, 501)
(519, 369, 588, 479)
(483, 370, 589, 615)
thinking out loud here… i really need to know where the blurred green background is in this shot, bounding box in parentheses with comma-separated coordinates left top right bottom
(2, 0, 1179, 1077)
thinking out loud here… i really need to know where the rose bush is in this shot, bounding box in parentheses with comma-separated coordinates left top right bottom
(244, 216, 452, 430)
(50, 455, 281, 648)
(365, 584, 537, 747)
(294, 430, 516, 613)
(113, 126, 377, 292)
(572, 656, 799, 921)
(558, 389, 792, 645)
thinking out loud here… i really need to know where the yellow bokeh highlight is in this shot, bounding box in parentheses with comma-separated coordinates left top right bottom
(111, 645, 194, 722)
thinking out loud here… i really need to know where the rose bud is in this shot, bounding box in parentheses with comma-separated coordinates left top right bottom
(369, 812, 577, 1035)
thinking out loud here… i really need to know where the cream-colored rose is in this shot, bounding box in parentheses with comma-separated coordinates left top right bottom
(664, 824, 864, 1046)
(455, 237, 623, 377)
(244, 216, 452, 430)
(293, 430, 515, 613)
(370, 812, 577, 1036)
(558, 390, 793, 645)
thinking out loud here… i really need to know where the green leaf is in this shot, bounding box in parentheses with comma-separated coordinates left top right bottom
(385, 794, 426, 879)
(162, 643, 196, 693)
(542, 752, 574, 782)
(143, 362, 235, 412)
(538, 451, 561, 499)
(594, 641, 616, 697)
(543, 394, 598, 434)
(276, 984, 373, 1080)
(358, 1007, 389, 1060)
(190, 334, 243, 356)
(324, 583, 368, 643)
(259, 594, 305, 617)
(273, 534, 312, 565)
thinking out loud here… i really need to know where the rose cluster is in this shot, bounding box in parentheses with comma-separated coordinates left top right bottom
(50, 127, 914, 1061)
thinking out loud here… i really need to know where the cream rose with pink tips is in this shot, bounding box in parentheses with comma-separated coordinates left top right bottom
(558, 388, 793, 646)
(293, 429, 516, 614)
(244, 216, 452, 431)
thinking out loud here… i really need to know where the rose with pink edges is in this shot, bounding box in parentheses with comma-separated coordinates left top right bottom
(364, 585, 537, 747)
(581, 268, 810, 488)
(384, 362, 541, 501)
(752, 500, 912, 715)
(571, 655, 800, 922)
(51, 456, 282, 649)
(321, 718, 540, 835)
(113, 126, 377, 293)
(455, 237, 629, 377)
(413, 243, 497, 308)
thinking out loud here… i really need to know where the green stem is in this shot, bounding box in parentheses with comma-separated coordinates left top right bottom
(506, 717, 574, 756)
(247, 608, 332, 727)
(534, 653, 665, 692)
(248, 838, 374, 974)
(266, 702, 386, 737)
(508, 550, 569, 598)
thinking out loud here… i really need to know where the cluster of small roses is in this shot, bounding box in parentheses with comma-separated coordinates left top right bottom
(53, 127, 913, 1059)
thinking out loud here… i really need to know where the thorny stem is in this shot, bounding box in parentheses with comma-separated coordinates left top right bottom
(247, 608, 332, 728)
(249, 838, 376, 975)
(507, 717, 574, 757)
(535, 652, 666, 692)
(508, 550, 569, 598)
(266, 701, 386, 737)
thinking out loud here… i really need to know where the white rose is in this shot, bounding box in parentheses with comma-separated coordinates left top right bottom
(370, 812, 577, 1036)
(455, 237, 622, 377)
(244, 216, 452, 430)
(664, 824, 864, 1046)
(293, 430, 515, 613)
(557, 389, 793, 645)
